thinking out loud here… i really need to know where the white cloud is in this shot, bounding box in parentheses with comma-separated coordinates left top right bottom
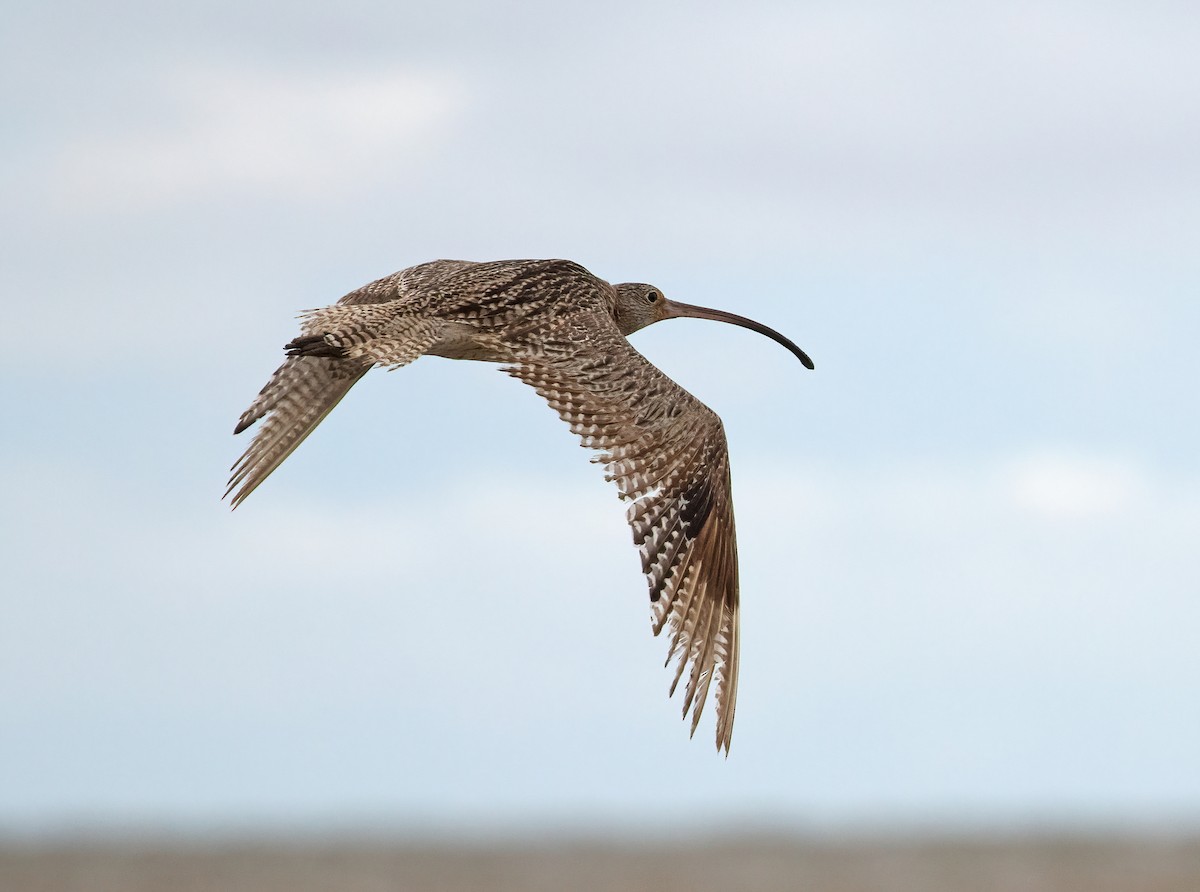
(48, 65, 466, 211)
(1003, 451, 1150, 521)
(741, 448, 1188, 547)
(735, 448, 1197, 634)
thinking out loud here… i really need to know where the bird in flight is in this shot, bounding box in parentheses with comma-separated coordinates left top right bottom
(227, 259, 813, 753)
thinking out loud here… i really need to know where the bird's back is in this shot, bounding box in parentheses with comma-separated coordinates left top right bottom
(340, 259, 612, 336)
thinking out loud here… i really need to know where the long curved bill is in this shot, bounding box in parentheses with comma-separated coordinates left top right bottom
(663, 300, 815, 370)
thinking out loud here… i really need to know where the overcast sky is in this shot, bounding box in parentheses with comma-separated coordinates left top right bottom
(2, 1, 1198, 837)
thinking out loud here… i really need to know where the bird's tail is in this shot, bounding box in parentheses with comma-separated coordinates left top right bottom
(225, 354, 370, 508)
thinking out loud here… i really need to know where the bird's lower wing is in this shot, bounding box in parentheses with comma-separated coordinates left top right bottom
(227, 291, 447, 509)
(504, 313, 741, 753)
(226, 355, 371, 508)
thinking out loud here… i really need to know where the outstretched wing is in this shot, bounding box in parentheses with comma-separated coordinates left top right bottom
(226, 354, 372, 508)
(505, 310, 741, 753)
(225, 264, 468, 508)
(226, 259, 585, 508)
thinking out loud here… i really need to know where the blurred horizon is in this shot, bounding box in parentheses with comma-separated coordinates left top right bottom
(5, 831, 1200, 892)
(5, 814, 1200, 848)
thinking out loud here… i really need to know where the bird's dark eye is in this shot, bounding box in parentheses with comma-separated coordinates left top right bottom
(647, 290, 660, 303)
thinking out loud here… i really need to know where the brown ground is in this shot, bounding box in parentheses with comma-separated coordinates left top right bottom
(3, 835, 1199, 892)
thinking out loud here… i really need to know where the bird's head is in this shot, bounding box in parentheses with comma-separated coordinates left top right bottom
(613, 282, 815, 369)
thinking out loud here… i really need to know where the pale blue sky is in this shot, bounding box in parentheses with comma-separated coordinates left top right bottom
(2, 1, 1198, 837)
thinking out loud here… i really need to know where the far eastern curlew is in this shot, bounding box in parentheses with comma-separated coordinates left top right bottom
(227, 259, 813, 753)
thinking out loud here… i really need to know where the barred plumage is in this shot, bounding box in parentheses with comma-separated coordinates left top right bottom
(227, 259, 813, 753)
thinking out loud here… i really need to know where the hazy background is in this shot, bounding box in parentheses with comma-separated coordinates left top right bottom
(2, 0, 1198, 843)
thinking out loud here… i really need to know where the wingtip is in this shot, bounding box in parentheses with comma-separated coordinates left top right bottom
(224, 481, 255, 511)
(716, 720, 733, 756)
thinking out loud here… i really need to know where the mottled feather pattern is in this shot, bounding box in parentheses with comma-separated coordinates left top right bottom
(227, 258, 789, 753)
(226, 355, 369, 508)
(294, 304, 439, 368)
(503, 311, 740, 752)
(226, 261, 479, 507)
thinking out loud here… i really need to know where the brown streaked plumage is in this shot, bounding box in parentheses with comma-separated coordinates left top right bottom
(227, 259, 813, 753)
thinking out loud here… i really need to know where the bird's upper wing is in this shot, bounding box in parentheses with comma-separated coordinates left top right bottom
(504, 309, 741, 753)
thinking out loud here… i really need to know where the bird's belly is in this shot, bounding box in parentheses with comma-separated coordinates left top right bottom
(425, 322, 511, 362)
